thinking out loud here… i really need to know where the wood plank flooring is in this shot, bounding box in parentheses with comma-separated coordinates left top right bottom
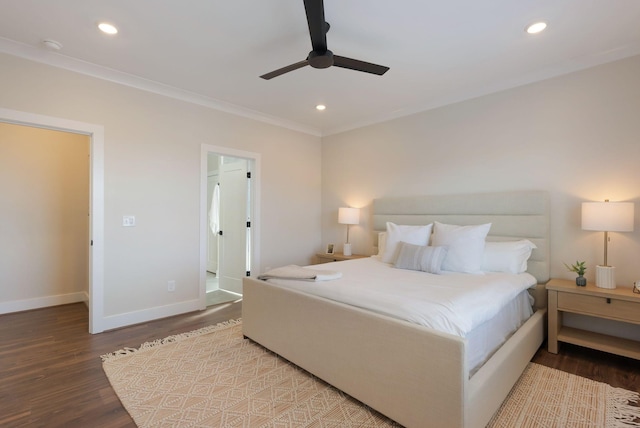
(1, 302, 241, 427)
(1, 302, 638, 427)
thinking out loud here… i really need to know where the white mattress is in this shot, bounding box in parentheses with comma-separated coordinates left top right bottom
(264, 257, 536, 375)
(466, 290, 532, 375)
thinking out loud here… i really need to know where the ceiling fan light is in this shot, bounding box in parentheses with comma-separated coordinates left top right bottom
(98, 22, 118, 35)
(526, 22, 547, 34)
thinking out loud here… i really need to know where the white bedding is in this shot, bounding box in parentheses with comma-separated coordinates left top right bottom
(264, 256, 536, 338)
(257, 264, 342, 281)
(466, 291, 533, 375)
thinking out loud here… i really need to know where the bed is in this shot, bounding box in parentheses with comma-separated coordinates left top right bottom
(242, 191, 549, 428)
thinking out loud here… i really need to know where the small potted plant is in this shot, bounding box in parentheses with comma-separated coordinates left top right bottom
(564, 261, 587, 286)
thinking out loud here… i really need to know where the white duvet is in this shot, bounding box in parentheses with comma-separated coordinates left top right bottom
(264, 256, 536, 337)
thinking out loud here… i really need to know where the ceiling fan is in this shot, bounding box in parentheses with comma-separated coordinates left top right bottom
(260, 0, 390, 80)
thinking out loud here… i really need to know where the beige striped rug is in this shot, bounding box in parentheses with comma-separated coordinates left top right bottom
(102, 320, 640, 427)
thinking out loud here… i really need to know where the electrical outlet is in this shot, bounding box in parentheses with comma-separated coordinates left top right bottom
(167, 280, 176, 292)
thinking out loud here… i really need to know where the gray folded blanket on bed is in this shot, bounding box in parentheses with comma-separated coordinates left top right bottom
(257, 265, 342, 281)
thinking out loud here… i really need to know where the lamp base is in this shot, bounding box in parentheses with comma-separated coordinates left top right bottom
(595, 265, 616, 289)
(343, 243, 352, 256)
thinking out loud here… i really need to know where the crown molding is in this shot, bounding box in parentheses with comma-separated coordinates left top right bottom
(323, 43, 640, 137)
(4, 36, 639, 140)
(0, 37, 321, 137)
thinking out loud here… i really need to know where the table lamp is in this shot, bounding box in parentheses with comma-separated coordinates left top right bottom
(582, 200, 634, 289)
(338, 207, 360, 256)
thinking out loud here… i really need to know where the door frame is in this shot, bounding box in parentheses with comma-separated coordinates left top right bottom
(0, 108, 105, 333)
(200, 144, 260, 307)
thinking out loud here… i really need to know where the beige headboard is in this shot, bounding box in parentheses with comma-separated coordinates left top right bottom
(372, 190, 550, 284)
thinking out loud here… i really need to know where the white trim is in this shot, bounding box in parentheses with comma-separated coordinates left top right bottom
(102, 299, 202, 332)
(322, 46, 640, 137)
(4, 34, 640, 139)
(200, 144, 261, 308)
(0, 38, 321, 137)
(0, 108, 105, 333)
(0, 292, 87, 315)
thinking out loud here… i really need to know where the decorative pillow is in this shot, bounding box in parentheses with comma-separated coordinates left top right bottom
(431, 221, 492, 274)
(481, 240, 537, 274)
(382, 222, 433, 263)
(394, 242, 448, 274)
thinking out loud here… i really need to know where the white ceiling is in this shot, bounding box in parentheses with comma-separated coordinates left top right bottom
(1, 0, 640, 136)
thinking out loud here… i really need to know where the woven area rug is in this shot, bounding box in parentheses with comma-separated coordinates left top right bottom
(102, 320, 640, 428)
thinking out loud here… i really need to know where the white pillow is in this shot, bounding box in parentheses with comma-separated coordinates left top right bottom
(481, 240, 537, 274)
(377, 232, 387, 258)
(394, 242, 448, 274)
(431, 221, 491, 274)
(382, 222, 433, 263)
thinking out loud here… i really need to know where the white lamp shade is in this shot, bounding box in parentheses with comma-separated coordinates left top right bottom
(338, 207, 360, 225)
(582, 202, 634, 232)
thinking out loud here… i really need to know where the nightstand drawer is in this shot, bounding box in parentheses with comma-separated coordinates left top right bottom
(558, 292, 640, 324)
(314, 253, 367, 265)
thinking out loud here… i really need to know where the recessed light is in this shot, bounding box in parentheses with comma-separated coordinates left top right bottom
(98, 22, 118, 35)
(526, 22, 547, 34)
(316, 104, 326, 111)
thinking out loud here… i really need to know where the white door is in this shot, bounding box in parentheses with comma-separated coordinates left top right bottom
(206, 174, 219, 273)
(218, 159, 248, 294)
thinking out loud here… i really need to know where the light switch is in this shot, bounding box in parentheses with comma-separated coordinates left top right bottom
(122, 215, 136, 227)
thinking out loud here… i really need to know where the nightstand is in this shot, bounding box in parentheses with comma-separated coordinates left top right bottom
(547, 278, 640, 360)
(314, 252, 367, 264)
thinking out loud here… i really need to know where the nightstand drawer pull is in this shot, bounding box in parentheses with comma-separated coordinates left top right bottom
(607, 298, 611, 304)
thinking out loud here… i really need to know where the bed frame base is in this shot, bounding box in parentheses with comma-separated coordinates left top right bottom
(242, 277, 545, 428)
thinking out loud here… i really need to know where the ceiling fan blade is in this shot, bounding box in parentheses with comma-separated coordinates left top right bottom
(260, 1, 389, 80)
(304, 0, 328, 52)
(333, 55, 390, 76)
(260, 60, 309, 80)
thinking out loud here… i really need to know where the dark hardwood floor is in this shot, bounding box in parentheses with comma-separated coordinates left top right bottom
(1, 301, 638, 427)
(533, 339, 640, 393)
(1, 301, 242, 427)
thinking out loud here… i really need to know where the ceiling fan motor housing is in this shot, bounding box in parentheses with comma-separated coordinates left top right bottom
(308, 50, 334, 69)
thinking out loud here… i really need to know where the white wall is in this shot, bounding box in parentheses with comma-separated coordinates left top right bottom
(321, 55, 640, 288)
(0, 53, 321, 326)
(0, 123, 89, 312)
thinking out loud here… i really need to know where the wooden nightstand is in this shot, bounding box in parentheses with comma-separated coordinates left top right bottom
(547, 278, 640, 360)
(314, 252, 367, 264)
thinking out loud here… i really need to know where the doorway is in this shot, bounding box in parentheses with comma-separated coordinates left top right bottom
(0, 108, 105, 333)
(200, 145, 261, 309)
(0, 123, 89, 313)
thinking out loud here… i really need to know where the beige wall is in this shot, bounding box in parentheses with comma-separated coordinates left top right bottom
(0, 123, 89, 309)
(322, 55, 640, 288)
(3, 48, 640, 333)
(0, 53, 321, 325)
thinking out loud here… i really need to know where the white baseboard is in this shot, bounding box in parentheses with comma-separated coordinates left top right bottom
(0, 293, 204, 333)
(101, 299, 203, 331)
(0, 292, 87, 315)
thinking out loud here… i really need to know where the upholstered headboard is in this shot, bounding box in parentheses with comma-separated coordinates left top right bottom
(372, 191, 550, 284)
